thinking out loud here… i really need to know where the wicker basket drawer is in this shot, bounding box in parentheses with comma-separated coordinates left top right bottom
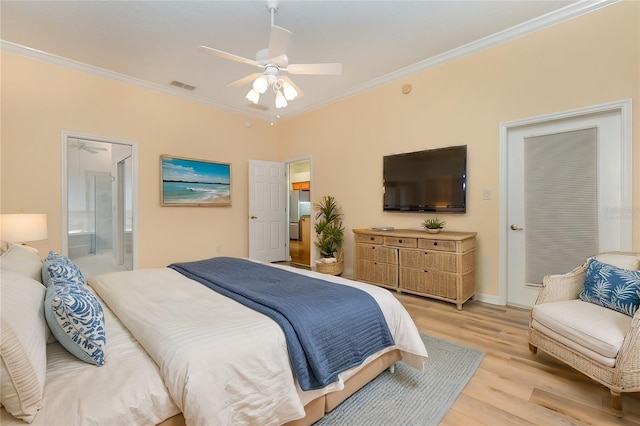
(400, 267, 457, 299)
(355, 260, 398, 288)
(400, 249, 460, 273)
(354, 234, 384, 245)
(384, 236, 417, 248)
(417, 239, 456, 252)
(355, 244, 398, 264)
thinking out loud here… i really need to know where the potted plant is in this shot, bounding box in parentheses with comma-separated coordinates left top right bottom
(314, 195, 345, 275)
(422, 217, 446, 234)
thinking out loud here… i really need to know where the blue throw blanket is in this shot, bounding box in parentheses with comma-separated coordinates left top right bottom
(169, 257, 395, 390)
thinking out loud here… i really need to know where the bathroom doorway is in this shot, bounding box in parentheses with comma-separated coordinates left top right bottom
(62, 132, 138, 277)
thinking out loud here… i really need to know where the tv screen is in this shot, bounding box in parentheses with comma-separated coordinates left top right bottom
(383, 145, 467, 213)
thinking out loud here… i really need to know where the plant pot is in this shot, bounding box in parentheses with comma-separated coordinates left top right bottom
(425, 228, 442, 234)
(315, 259, 344, 276)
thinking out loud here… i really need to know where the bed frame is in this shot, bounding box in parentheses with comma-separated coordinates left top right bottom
(157, 349, 401, 426)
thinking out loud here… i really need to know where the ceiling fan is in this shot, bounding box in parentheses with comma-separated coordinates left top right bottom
(71, 141, 108, 154)
(199, 0, 342, 109)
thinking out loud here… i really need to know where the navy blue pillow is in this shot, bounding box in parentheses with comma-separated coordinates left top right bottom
(579, 258, 640, 317)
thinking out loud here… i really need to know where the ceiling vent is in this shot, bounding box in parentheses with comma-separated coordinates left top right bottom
(170, 80, 197, 91)
(247, 103, 269, 111)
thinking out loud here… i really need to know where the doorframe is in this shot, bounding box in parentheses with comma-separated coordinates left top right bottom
(61, 131, 139, 269)
(285, 155, 313, 262)
(497, 99, 632, 305)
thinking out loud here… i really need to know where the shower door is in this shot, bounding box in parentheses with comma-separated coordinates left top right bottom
(94, 174, 114, 255)
(118, 156, 134, 270)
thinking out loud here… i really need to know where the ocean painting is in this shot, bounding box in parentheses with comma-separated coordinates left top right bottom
(161, 155, 231, 206)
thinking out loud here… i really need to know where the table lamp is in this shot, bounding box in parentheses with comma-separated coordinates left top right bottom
(0, 213, 48, 246)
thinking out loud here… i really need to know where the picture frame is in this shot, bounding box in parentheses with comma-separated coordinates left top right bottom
(160, 155, 231, 207)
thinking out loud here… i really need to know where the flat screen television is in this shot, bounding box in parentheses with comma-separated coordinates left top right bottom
(383, 145, 467, 213)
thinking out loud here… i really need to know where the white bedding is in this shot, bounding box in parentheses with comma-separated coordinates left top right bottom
(89, 260, 428, 426)
(0, 287, 180, 426)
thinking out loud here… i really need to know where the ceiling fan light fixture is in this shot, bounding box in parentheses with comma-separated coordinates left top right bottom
(275, 90, 288, 108)
(246, 89, 260, 104)
(252, 76, 269, 94)
(282, 81, 297, 101)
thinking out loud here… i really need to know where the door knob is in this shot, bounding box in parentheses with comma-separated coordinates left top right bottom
(250, 215, 258, 219)
(510, 224, 523, 231)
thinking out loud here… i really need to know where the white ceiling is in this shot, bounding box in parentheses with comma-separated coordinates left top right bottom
(1, 1, 609, 123)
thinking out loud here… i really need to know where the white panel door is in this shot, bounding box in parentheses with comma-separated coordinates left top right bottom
(506, 110, 628, 307)
(248, 160, 287, 262)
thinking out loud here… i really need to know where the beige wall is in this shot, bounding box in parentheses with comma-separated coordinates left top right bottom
(277, 1, 640, 298)
(1, 53, 277, 267)
(1, 2, 638, 300)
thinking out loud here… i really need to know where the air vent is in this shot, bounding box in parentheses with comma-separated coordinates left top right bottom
(170, 80, 197, 91)
(247, 103, 269, 111)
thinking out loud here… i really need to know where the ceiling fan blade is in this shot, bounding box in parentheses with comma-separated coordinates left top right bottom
(267, 25, 291, 60)
(227, 73, 263, 88)
(281, 76, 304, 98)
(286, 63, 342, 75)
(199, 46, 260, 68)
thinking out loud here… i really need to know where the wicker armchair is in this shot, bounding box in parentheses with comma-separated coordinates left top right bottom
(528, 252, 640, 416)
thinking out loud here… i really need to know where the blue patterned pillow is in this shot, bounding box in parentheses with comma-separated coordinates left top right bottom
(44, 278, 106, 365)
(580, 258, 640, 317)
(42, 251, 85, 287)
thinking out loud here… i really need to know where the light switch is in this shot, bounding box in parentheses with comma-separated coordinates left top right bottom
(482, 189, 491, 200)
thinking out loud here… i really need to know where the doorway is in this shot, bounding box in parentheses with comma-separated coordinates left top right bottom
(288, 159, 311, 266)
(499, 100, 632, 307)
(62, 132, 138, 277)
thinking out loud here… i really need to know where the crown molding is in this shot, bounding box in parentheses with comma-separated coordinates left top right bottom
(1, 0, 618, 123)
(0, 40, 268, 120)
(286, 0, 619, 120)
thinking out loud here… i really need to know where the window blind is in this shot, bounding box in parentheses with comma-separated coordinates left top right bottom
(524, 127, 598, 285)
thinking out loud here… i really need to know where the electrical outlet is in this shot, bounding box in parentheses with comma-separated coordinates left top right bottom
(482, 189, 491, 200)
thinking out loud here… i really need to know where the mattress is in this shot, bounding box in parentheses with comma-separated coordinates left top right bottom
(89, 260, 428, 426)
(0, 286, 180, 426)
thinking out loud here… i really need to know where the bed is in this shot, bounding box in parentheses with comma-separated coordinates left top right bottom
(0, 243, 428, 425)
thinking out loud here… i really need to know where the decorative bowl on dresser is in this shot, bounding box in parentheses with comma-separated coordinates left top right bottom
(353, 228, 477, 310)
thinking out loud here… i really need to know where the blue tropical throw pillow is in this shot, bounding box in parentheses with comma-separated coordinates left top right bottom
(44, 278, 106, 366)
(42, 251, 85, 287)
(580, 258, 640, 317)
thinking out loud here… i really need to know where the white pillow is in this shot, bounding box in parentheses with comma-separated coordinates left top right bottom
(0, 243, 43, 283)
(595, 252, 640, 271)
(0, 270, 49, 423)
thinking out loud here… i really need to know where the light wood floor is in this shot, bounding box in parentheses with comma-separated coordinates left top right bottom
(395, 293, 640, 426)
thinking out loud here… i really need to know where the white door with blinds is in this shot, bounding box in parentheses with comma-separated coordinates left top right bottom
(506, 108, 629, 307)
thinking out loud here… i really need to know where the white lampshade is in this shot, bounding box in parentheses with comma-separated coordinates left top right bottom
(282, 82, 298, 101)
(252, 76, 269, 94)
(245, 89, 260, 104)
(0, 214, 48, 243)
(275, 90, 288, 109)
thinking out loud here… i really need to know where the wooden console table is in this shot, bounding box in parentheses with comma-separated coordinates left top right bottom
(353, 229, 477, 310)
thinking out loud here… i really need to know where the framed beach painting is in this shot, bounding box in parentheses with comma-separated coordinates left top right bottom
(161, 155, 231, 207)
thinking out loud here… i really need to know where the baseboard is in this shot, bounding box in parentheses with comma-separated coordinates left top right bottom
(473, 292, 501, 306)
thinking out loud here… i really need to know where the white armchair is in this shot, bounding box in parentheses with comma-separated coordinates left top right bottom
(528, 251, 640, 416)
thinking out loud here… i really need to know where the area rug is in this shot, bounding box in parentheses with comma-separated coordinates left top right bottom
(315, 333, 485, 425)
